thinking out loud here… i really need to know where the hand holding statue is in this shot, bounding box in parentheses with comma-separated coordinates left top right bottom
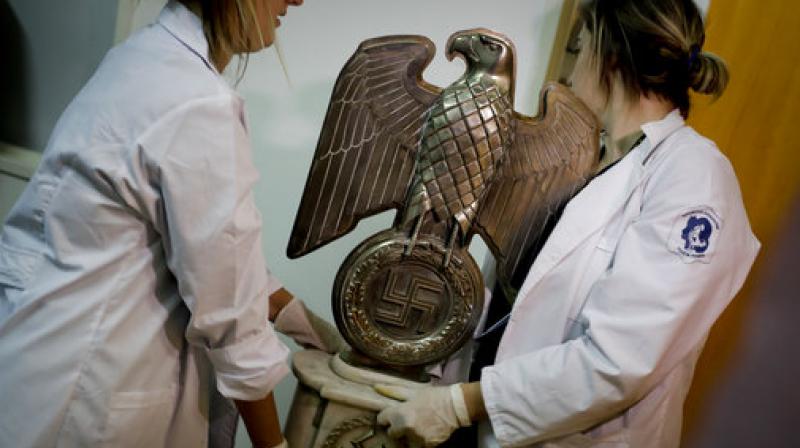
(374, 382, 485, 447)
(269, 288, 348, 354)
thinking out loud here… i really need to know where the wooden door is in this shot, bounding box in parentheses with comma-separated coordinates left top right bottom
(682, 0, 800, 443)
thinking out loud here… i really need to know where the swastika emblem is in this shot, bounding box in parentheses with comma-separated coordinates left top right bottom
(334, 230, 484, 366)
(373, 269, 444, 336)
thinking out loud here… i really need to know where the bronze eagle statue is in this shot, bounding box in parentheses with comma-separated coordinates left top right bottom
(288, 29, 600, 298)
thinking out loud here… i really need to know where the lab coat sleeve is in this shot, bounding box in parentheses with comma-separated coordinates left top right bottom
(147, 94, 289, 401)
(480, 147, 759, 447)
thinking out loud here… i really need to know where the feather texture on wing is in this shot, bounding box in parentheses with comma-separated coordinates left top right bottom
(287, 36, 441, 258)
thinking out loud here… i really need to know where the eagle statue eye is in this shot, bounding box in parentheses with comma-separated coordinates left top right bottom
(479, 35, 500, 52)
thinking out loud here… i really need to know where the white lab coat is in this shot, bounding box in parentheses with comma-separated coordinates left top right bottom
(0, 3, 289, 447)
(478, 111, 759, 447)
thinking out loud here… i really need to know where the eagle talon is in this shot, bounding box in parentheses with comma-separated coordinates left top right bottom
(404, 212, 425, 256)
(443, 224, 460, 268)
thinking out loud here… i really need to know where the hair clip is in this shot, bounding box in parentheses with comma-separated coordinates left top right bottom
(687, 44, 701, 69)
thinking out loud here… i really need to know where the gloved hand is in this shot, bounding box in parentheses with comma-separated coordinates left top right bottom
(273, 297, 347, 354)
(375, 383, 471, 447)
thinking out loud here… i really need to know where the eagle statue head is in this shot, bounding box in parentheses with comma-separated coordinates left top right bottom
(446, 28, 516, 100)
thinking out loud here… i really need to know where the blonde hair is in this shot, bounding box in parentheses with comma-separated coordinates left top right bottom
(185, 0, 290, 84)
(579, 0, 728, 116)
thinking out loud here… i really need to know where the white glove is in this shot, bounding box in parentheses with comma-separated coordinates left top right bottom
(375, 384, 471, 447)
(273, 298, 347, 354)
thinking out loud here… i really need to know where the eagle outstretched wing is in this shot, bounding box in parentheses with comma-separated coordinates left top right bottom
(474, 82, 601, 294)
(287, 36, 441, 258)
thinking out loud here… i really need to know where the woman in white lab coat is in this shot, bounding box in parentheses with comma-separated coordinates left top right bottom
(376, 0, 760, 446)
(0, 1, 339, 447)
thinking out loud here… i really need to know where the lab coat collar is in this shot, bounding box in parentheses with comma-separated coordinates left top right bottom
(157, 1, 216, 73)
(517, 148, 643, 302)
(515, 110, 685, 304)
(638, 109, 684, 166)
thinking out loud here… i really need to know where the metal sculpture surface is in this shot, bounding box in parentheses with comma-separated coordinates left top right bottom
(288, 29, 600, 368)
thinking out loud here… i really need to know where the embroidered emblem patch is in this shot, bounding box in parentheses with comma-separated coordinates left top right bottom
(668, 207, 721, 263)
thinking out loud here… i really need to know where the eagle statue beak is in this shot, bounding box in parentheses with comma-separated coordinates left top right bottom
(446, 31, 473, 61)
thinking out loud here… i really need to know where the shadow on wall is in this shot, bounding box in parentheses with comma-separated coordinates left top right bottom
(0, 0, 29, 147)
(683, 192, 800, 447)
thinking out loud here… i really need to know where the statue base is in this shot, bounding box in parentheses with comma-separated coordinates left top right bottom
(284, 350, 430, 448)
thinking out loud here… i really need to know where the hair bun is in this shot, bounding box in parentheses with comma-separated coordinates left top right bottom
(689, 51, 729, 98)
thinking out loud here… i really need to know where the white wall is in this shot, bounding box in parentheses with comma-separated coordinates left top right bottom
(696, 0, 711, 16)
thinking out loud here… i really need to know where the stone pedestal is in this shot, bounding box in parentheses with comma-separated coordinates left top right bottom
(284, 350, 430, 448)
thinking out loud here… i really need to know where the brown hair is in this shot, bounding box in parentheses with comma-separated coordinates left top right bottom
(579, 0, 728, 116)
